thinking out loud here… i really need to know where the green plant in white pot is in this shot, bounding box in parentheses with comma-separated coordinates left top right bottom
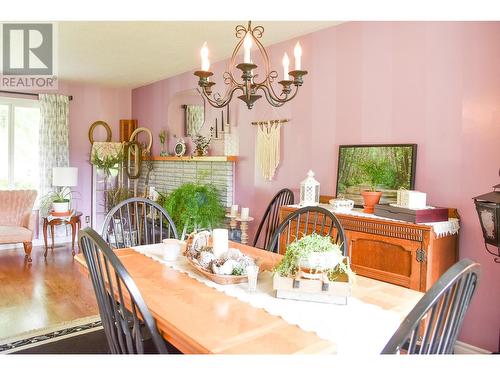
(40, 188, 73, 216)
(274, 233, 354, 282)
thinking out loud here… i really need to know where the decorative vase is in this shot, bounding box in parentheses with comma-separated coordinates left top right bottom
(196, 149, 205, 157)
(361, 191, 383, 213)
(160, 143, 168, 157)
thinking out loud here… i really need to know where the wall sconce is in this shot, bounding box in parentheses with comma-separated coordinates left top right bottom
(473, 183, 500, 263)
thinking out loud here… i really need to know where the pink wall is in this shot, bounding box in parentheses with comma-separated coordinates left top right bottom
(132, 22, 500, 352)
(57, 81, 132, 222)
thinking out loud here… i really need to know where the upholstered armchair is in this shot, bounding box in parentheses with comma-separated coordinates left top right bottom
(0, 190, 37, 262)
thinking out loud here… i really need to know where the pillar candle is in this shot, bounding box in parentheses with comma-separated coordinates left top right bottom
(231, 204, 239, 216)
(212, 228, 228, 258)
(241, 207, 249, 220)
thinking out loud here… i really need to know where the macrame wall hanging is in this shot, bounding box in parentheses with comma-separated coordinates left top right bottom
(254, 119, 289, 181)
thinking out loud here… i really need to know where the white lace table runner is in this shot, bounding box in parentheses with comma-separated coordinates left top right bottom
(132, 244, 403, 354)
(288, 204, 460, 238)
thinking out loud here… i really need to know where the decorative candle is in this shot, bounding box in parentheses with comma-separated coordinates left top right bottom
(200, 42, 210, 71)
(282, 52, 290, 80)
(294, 41, 302, 70)
(212, 228, 228, 259)
(241, 207, 249, 220)
(243, 34, 252, 63)
(231, 204, 239, 216)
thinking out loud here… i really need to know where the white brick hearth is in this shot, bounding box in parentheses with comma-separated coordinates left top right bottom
(137, 160, 234, 207)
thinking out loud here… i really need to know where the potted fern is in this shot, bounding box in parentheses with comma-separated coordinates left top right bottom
(161, 183, 225, 239)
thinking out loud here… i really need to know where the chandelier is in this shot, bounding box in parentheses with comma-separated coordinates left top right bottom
(194, 21, 308, 109)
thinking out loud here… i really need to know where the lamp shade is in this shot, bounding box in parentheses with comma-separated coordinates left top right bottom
(52, 167, 78, 187)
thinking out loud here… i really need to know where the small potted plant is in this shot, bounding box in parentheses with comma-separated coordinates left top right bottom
(192, 134, 211, 156)
(91, 148, 124, 178)
(360, 159, 394, 213)
(274, 234, 354, 281)
(161, 182, 225, 239)
(40, 188, 77, 216)
(273, 234, 355, 304)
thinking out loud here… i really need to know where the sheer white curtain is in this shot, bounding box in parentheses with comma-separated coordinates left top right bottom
(38, 94, 70, 199)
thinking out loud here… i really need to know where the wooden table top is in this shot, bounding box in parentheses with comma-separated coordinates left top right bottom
(74, 241, 423, 354)
(44, 211, 82, 223)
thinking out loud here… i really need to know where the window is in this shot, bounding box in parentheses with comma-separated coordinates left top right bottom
(0, 97, 40, 192)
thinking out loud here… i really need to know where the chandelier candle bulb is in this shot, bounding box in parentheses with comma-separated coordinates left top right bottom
(200, 42, 210, 71)
(231, 204, 239, 216)
(282, 52, 290, 80)
(294, 42, 302, 70)
(241, 207, 249, 220)
(243, 34, 252, 63)
(212, 229, 229, 259)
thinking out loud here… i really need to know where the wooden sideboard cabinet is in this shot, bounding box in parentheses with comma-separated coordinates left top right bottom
(278, 206, 459, 292)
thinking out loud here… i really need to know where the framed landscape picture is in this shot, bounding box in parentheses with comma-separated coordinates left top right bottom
(335, 144, 417, 206)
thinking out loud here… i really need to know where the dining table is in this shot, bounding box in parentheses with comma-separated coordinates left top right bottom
(74, 241, 424, 354)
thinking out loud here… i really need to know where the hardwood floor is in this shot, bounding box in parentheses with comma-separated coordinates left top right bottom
(0, 243, 98, 339)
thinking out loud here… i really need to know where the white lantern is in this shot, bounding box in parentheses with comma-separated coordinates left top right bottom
(300, 170, 320, 206)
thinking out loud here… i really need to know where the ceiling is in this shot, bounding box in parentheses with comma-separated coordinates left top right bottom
(58, 21, 341, 88)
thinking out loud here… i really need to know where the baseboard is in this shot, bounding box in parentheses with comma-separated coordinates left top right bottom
(454, 340, 492, 354)
(0, 236, 72, 251)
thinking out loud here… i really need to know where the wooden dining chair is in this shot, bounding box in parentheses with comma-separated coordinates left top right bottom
(102, 197, 178, 248)
(79, 227, 171, 354)
(382, 258, 480, 354)
(267, 206, 347, 255)
(253, 188, 294, 250)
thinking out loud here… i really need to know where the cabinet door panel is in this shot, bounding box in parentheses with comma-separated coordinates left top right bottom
(348, 232, 422, 290)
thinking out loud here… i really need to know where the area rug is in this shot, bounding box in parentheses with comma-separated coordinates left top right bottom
(0, 315, 107, 354)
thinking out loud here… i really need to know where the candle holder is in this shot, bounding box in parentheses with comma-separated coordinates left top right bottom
(288, 70, 308, 86)
(225, 213, 237, 230)
(194, 70, 213, 85)
(236, 216, 254, 245)
(278, 80, 294, 95)
(236, 63, 258, 82)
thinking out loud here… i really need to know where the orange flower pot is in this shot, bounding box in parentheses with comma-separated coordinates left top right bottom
(361, 191, 383, 213)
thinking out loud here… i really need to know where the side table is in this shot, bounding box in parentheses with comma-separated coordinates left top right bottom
(43, 211, 82, 257)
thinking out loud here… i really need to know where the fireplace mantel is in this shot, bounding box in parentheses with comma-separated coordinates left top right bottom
(148, 155, 237, 162)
